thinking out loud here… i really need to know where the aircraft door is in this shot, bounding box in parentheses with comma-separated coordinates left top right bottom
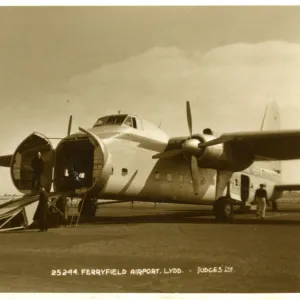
(240, 174, 250, 204)
(11, 133, 54, 194)
(78, 127, 112, 193)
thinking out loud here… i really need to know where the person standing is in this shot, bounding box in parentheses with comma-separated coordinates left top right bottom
(33, 186, 49, 232)
(254, 184, 268, 219)
(31, 151, 44, 192)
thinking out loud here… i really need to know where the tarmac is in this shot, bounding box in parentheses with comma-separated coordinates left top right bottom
(1, 201, 300, 293)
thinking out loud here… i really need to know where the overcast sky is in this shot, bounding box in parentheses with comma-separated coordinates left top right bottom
(1, 6, 300, 193)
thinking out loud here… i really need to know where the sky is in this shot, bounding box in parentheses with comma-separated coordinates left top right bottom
(1, 6, 300, 193)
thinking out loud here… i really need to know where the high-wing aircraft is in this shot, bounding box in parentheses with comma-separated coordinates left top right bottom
(1, 100, 300, 228)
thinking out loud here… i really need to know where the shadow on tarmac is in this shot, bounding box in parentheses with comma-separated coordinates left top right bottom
(80, 209, 300, 226)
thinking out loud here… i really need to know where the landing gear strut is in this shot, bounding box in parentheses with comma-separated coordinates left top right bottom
(213, 197, 234, 222)
(78, 196, 97, 219)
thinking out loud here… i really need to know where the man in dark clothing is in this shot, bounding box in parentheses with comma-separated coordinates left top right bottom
(31, 152, 44, 192)
(67, 160, 82, 191)
(254, 184, 269, 219)
(68, 165, 80, 183)
(33, 186, 49, 232)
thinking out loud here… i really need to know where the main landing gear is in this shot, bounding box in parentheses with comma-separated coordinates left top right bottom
(213, 197, 234, 222)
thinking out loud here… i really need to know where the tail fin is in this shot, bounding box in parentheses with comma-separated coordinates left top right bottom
(260, 101, 281, 174)
(260, 100, 280, 131)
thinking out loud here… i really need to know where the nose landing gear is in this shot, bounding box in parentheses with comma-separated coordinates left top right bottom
(78, 195, 97, 219)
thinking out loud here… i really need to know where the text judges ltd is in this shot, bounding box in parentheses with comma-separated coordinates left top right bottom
(51, 268, 183, 276)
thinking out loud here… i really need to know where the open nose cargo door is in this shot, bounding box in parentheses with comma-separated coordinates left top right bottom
(78, 127, 112, 193)
(10, 132, 54, 195)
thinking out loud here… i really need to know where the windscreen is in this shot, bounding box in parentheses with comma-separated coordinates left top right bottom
(94, 115, 127, 127)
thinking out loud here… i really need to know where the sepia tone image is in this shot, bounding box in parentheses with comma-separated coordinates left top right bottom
(1, 6, 300, 293)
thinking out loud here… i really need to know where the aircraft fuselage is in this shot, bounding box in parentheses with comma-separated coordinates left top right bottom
(90, 125, 280, 206)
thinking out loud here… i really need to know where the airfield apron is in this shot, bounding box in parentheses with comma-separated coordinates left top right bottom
(256, 197, 266, 219)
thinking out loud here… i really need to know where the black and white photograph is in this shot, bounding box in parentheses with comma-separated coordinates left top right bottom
(1, 4, 300, 296)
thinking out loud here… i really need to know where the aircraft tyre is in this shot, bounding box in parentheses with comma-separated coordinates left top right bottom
(213, 197, 234, 222)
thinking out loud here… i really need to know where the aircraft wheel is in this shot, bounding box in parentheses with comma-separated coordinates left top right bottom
(213, 197, 234, 222)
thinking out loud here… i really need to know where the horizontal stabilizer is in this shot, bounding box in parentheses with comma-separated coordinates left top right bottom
(274, 184, 300, 192)
(270, 184, 300, 201)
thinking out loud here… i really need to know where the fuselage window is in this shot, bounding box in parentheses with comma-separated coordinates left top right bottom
(235, 179, 238, 186)
(167, 173, 172, 182)
(155, 172, 160, 180)
(122, 168, 128, 176)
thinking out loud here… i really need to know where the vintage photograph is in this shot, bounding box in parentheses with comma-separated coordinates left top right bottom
(1, 5, 300, 294)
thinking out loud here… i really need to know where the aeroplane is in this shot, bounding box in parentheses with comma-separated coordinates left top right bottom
(0, 100, 300, 228)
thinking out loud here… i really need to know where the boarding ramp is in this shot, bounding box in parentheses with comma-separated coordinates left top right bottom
(0, 195, 39, 232)
(0, 193, 70, 232)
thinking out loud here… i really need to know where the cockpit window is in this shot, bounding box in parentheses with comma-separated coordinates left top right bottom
(124, 116, 133, 127)
(94, 115, 127, 127)
(135, 118, 143, 130)
(123, 116, 138, 129)
(94, 116, 108, 126)
(93, 114, 144, 130)
(132, 118, 137, 129)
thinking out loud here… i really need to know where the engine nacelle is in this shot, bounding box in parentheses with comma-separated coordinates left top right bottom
(195, 134, 254, 171)
(10, 132, 54, 195)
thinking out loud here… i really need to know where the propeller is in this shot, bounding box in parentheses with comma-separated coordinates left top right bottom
(185, 101, 201, 195)
(186, 100, 193, 137)
(67, 115, 73, 136)
(190, 155, 201, 195)
(48, 115, 73, 140)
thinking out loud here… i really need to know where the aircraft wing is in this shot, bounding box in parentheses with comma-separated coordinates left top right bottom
(0, 155, 12, 167)
(199, 129, 300, 161)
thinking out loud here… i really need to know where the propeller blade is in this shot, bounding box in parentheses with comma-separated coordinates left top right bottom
(67, 115, 73, 136)
(190, 155, 201, 195)
(186, 101, 193, 137)
(152, 149, 183, 159)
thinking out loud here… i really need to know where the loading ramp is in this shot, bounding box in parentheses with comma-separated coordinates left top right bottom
(0, 194, 39, 232)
